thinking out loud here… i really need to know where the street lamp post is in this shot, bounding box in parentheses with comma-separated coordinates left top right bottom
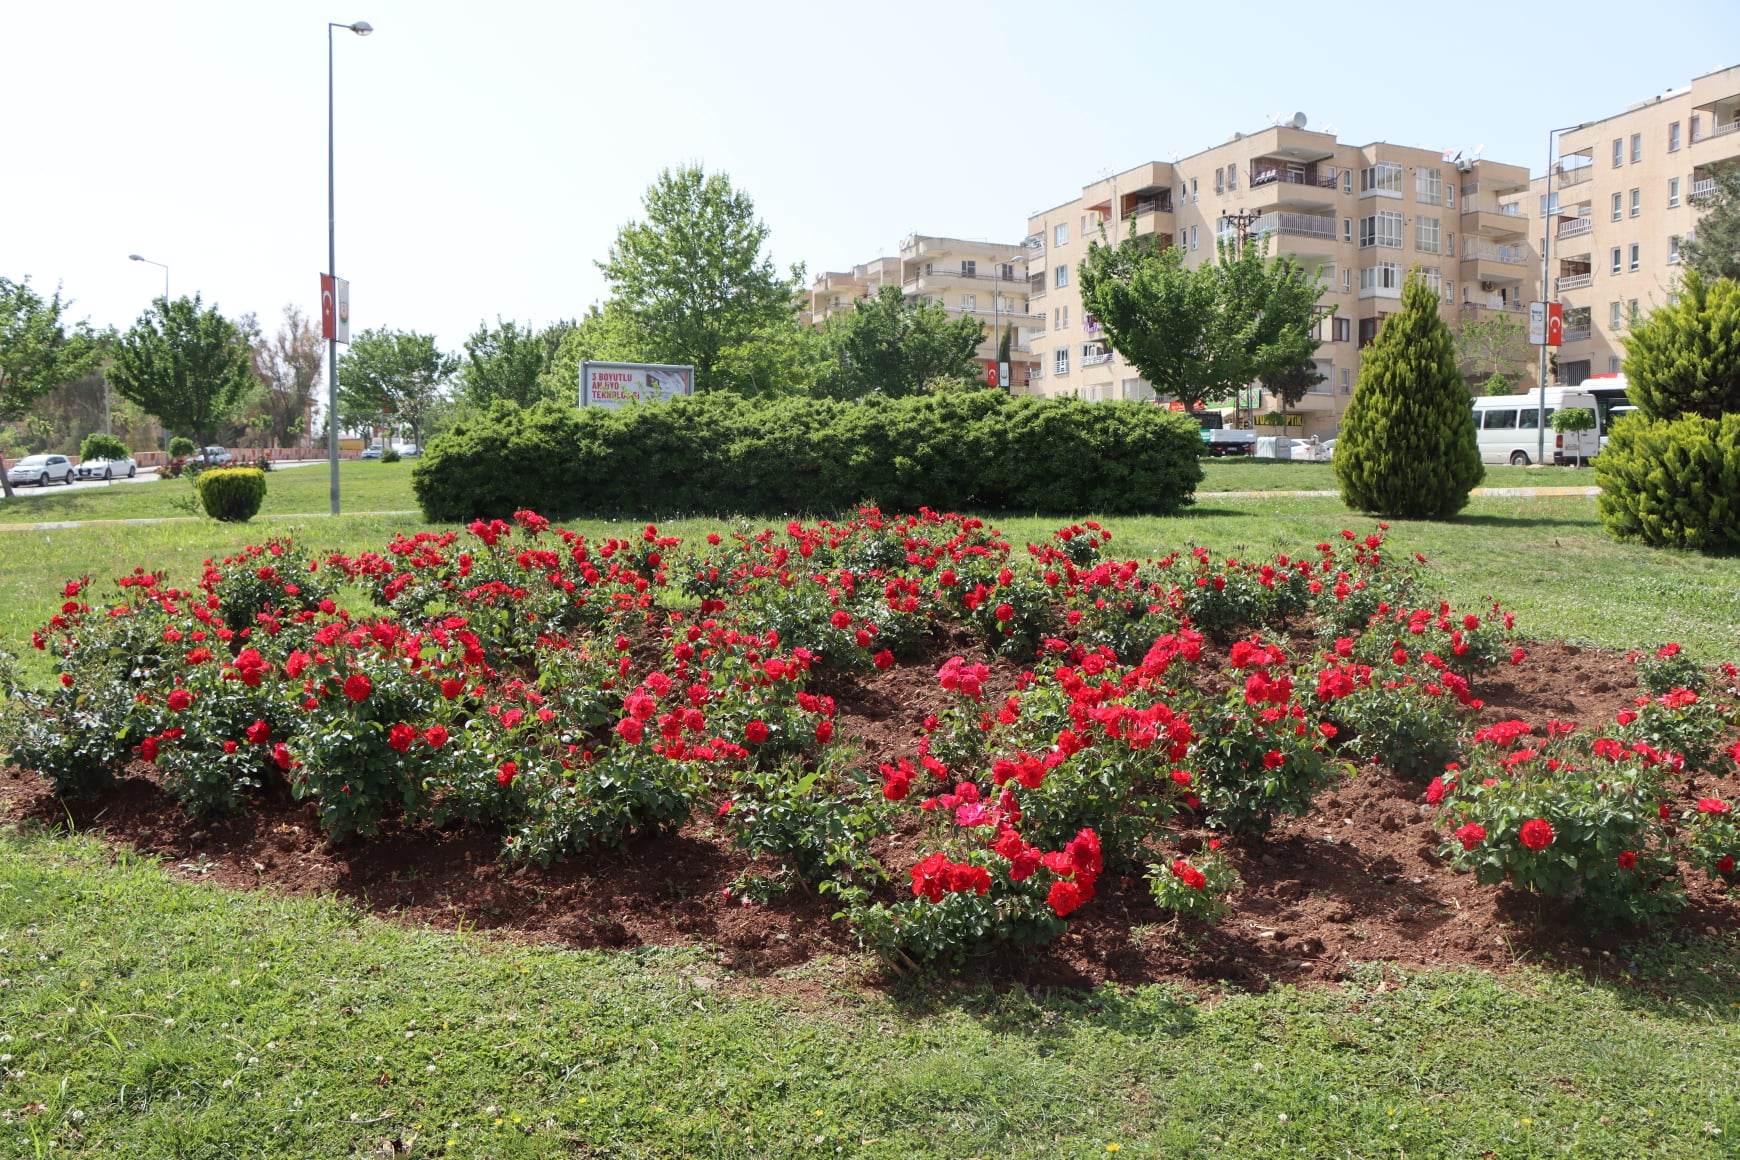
(128, 254, 169, 304)
(327, 18, 373, 516)
(991, 254, 1026, 393)
(1536, 121, 1592, 465)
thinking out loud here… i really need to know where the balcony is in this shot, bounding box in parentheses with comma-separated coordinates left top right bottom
(1691, 117, 1740, 143)
(1556, 273, 1594, 292)
(1462, 240, 1528, 265)
(1561, 325, 1593, 342)
(1692, 178, 1718, 197)
(1462, 203, 1529, 236)
(1556, 218, 1593, 240)
(1082, 351, 1114, 367)
(1123, 195, 1174, 218)
(1245, 162, 1339, 210)
(1554, 161, 1595, 188)
(1253, 212, 1338, 240)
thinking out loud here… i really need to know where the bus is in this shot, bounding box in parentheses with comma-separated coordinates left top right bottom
(1470, 387, 1600, 466)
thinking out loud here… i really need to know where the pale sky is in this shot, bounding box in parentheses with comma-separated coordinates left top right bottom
(6, 0, 1738, 357)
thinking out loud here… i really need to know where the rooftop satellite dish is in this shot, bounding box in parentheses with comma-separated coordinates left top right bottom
(1470, 144, 1485, 160)
(1290, 111, 1308, 129)
(1266, 110, 1285, 127)
(1321, 122, 1338, 135)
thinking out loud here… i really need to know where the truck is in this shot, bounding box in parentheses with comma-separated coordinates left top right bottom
(1193, 409, 1257, 456)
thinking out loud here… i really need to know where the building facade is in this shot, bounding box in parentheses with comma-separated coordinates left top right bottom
(1529, 64, 1740, 386)
(1022, 124, 1536, 437)
(809, 237, 1040, 388)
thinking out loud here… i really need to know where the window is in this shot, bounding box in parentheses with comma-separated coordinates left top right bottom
(1343, 168, 1352, 193)
(1061, 306, 1069, 329)
(1484, 409, 1518, 430)
(1190, 225, 1199, 250)
(1342, 218, 1353, 243)
(1054, 264, 1068, 289)
(1669, 121, 1681, 152)
(1610, 356, 1623, 373)
(1611, 301, 1623, 328)
(1054, 348, 1069, 376)
(1668, 177, 1681, 208)
(1341, 367, 1352, 393)
(1417, 266, 1442, 296)
(1446, 280, 1454, 300)
(1630, 188, 1640, 218)
(1416, 167, 1443, 205)
(1190, 177, 1198, 201)
(1613, 138, 1624, 167)
(1692, 113, 1703, 140)
(961, 293, 976, 310)
(1359, 262, 1402, 292)
(1518, 408, 1542, 430)
(1611, 192, 1623, 222)
(1669, 235, 1682, 264)
(1447, 184, 1455, 209)
(1358, 211, 1403, 248)
(961, 260, 977, 278)
(1333, 316, 1351, 342)
(1359, 163, 1403, 195)
(1215, 167, 1225, 193)
(1447, 231, 1454, 256)
(1611, 247, 1623, 275)
(1631, 133, 1642, 163)
(1628, 298, 1638, 319)
(1358, 317, 1381, 346)
(1054, 223, 1068, 247)
(1416, 216, 1441, 253)
(1541, 191, 1560, 216)
(1629, 244, 1640, 272)
(1341, 268, 1352, 293)
(999, 263, 1015, 281)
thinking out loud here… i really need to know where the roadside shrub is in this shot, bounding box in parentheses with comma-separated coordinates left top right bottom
(1633, 642, 1705, 696)
(79, 433, 129, 463)
(168, 436, 196, 459)
(1594, 412, 1740, 549)
(381, 446, 401, 463)
(195, 468, 267, 522)
(1680, 796, 1740, 885)
(412, 392, 1204, 521)
(1621, 271, 1740, 420)
(1334, 273, 1484, 518)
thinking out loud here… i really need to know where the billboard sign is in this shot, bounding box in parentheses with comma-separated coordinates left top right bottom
(579, 362, 695, 408)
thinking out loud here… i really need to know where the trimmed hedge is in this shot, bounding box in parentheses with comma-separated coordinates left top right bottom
(1595, 412, 1740, 549)
(411, 391, 1205, 521)
(195, 467, 268, 523)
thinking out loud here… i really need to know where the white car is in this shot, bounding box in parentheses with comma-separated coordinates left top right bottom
(75, 455, 138, 481)
(7, 454, 76, 487)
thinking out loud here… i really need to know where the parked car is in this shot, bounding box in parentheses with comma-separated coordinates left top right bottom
(192, 446, 234, 467)
(359, 446, 384, 460)
(6, 454, 76, 487)
(75, 455, 138, 481)
(391, 442, 420, 457)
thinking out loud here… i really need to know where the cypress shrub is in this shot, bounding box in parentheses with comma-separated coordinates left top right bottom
(1595, 412, 1740, 549)
(195, 467, 267, 522)
(1334, 272, 1484, 518)
(411, 391, 1204, 521)
(1621, 271, 1740, 420)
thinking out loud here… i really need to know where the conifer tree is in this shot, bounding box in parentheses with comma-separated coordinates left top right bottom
(1334, 272, 1484, 518)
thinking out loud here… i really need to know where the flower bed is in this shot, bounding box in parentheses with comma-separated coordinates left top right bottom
(7, 509, 1739, 977)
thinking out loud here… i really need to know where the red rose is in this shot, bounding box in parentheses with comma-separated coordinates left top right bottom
(273, 743, 293, 769)
(245, 719, 271, 745)
(1047, 879, 1084, 917)
(815, 720, 834, 744)
(387, 723, 415, 752)
(1262, 750, 1285, 769)
(873, 649, 894, 671)
(441, 678, 465, 699)
(60, 673, 73, 688)
(1719, 856, 1736, 874)
(139, 736, 160, 763)
(1424, 777, 1447, 805)
(745, 720, 769, 744)
(994, 603, 1015, 623)
(1454, 822, 1486, 851)
(1617, 851, 1637, 870)
(616, 717, 644, 743)
(424, 725, 449, 748)
(496, 761, 517, 787)
(1519, 818, 1554, 851)
(343, 673, 372, 702)
(1172, 858, 1207, 891)
(1696, 798, 1731, 815)
(167, 688, 193, 712)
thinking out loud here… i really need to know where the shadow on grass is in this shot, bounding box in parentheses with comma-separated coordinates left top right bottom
(1448, 512, 1604, 531)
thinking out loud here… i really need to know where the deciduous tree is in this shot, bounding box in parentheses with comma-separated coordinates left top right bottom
(0, 277, 104, 499)
(337, 328, 456, 449)
(597, 166, 805, 394)
(249, 305, 325, 448)
(462, 318, 574, 409)
(1683, 162, 1740, 282)
(817, 285, 985, 399)
(108, 295, 255, 450)
(1077, 234, 1326, 412)
(1452, 309, 1531, 394)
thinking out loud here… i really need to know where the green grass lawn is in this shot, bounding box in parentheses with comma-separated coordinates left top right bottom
(1197, 458, 1588, 493)
(0, 460, 420, 525)
(1, 827, 1736, 1158)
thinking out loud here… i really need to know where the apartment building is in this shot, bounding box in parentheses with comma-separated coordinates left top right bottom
(1022, 123, 1535, 437)
(811, 236, 1040, 387)
(1529, 64, 1740, 385)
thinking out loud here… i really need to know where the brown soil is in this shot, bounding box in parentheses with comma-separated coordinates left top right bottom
(4, 635, 1737, 995)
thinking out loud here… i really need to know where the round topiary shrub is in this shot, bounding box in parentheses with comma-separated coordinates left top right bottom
(1594, 412, 1740, 549)
(381, 446, 401, 463)
(1334, 272, 1484, 518)
(168, 436, 197, 459)
(195, 467, 268, 523)
(79, 433, 129, 463)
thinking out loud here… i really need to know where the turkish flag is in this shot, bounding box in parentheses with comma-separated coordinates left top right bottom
(986, 362, 1000, 388)
(320, 275, 336, 339)
(1546, 302, 1564, 347)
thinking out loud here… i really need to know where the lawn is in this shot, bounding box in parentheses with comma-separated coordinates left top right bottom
(1196, 458, 1586, 493)
(0, 460, 420, 525)
(1, 826, 1736, 1158)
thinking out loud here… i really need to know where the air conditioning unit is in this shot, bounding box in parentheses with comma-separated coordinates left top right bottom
(1457, 158, 1474, 172)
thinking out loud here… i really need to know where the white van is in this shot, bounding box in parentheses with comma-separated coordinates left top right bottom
(1470, 387, 1600, 466)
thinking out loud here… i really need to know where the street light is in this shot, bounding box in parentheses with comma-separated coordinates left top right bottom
(128, 254, 169, 303)
(991, 255, 1026, 393)
(1536, 120, 1593, 466)
(327, 18, 373, 516)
